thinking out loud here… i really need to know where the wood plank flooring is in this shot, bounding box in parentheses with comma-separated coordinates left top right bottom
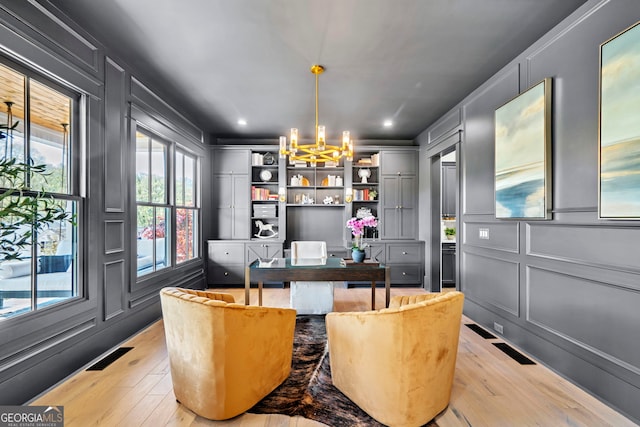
(31, 288, 638, 426)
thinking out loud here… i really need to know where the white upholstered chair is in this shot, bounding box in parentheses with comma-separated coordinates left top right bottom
(290, 241, 334, 314)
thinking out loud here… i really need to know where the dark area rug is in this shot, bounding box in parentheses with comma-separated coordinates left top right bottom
(249, 315, 438, 427)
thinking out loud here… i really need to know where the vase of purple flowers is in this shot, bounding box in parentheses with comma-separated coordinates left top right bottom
(346, 215, 378, 262)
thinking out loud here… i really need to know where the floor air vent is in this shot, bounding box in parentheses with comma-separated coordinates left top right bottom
(465, 323, 497, 339)
(86, 347, 133, 371)
(493, 342, 536, 365)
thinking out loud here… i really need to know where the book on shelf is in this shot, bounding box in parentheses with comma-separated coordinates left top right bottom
(251, 186, 273, 201)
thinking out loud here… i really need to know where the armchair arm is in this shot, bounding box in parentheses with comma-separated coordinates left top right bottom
(388, 292, 442, 308)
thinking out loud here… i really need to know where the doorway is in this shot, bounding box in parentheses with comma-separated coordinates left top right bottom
(440, 149, 457, 289)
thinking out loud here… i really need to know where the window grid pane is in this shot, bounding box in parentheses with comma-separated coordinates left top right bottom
(135, 133, 150, 202)
(150, 140, 167, 204)
(29, 79, 72, 195)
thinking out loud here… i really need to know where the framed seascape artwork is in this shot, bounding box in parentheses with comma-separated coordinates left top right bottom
(599, 21, 640, 219)
(494, 78, 552, 219)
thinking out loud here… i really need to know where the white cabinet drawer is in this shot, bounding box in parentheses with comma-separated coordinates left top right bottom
(208, 242, 245, 263)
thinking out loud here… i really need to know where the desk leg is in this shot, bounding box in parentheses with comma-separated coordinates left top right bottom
(385, 266, 391, 308)
(371, 280, 376, 310)
(245, 267, 250, 305)
(258, 281, 263, 306)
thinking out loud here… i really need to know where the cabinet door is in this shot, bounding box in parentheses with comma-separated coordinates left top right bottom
(380, 176, 400, 239)
(214, 174, 233, 239)
(212, 149, 250, 174)
(246, 242, 283, 264)
(366, 243, 386, 263)
(381, 151, 416, 175)
(442, 246, 456, 285)
(213, 173, 249, 239)
(398, 176, 416, 239)
(232, 174, 250, 239)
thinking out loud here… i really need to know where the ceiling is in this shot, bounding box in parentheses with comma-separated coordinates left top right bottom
(49, 0, 588, 142)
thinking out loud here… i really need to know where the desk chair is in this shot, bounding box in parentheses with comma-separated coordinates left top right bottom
(290, 241, 334, 314)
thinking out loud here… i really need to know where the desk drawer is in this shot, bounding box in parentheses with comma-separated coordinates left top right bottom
(389, 264, 422, 284)
(208, 242, 245, 263)
(387, 243, 421, 263)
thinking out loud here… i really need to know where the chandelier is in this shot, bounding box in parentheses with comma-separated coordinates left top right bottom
(279, 65, 353, 165)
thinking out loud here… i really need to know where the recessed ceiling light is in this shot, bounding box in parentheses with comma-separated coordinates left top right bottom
(237, 119, 247, 126)
(383, 120, 393, 127)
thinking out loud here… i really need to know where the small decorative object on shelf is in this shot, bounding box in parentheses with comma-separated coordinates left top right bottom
(346, 215, 378, 262)
(262, 152, 276, 165)
(254, 220, 278, 238)
(323, 196, 334, 204)
(358, 168, 371, 183)
(368, 189, 377, 200)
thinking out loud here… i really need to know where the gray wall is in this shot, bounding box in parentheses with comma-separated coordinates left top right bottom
(0, 1, 207, 404)
(417, 0, 640, 422)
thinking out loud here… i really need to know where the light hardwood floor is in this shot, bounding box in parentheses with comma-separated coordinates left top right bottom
(32, 288, 638, 427)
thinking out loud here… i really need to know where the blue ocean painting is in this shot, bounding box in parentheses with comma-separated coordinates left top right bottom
(495, 80, 548, 218)
(600, 22, 640, 218)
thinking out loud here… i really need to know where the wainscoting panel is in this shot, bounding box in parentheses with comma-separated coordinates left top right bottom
(103, 260, 125, 321)
(462, 251, 520, 317)
(527, 223, 640, 273)
(104, 57, 126, 213)
(462, 65, 520, 216)
(104, 220, 124, 255)
(526, 265, 640, 374)
(464, 221, 519, 253)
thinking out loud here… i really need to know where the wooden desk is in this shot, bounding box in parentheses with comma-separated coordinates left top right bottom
(245, 258, 390, 310)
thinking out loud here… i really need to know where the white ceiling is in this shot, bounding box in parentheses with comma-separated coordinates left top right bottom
(49, 0, 588, 142)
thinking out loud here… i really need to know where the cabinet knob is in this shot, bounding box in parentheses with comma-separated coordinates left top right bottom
(402, 272, 406, 275)
(402, 251, 407, 255)
(224, 272, 229, 276)
(399, 205, 403, 209)
(397, 172, 401, 176)
(224, 251, 229, 255)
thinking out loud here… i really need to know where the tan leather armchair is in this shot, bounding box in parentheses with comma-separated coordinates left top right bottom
(160, 287, 296, 420)
(326, 291, 464, 427)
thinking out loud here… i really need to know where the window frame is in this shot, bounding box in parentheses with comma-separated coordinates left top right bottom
(134, 128, 172, 277)
(0, 56, 84, 319)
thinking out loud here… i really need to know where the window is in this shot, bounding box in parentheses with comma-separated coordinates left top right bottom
(0, 60, 81, 319)
(175, 148, 199, 263)
(135, 131, 170, 276)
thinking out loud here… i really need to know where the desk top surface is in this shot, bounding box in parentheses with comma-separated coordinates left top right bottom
(249, 257, 385, 270)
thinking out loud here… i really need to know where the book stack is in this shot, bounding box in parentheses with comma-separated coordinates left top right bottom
(353, 188, 375, 201)
(252, 153, 264, 165)
(251, 186, 272, 200)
